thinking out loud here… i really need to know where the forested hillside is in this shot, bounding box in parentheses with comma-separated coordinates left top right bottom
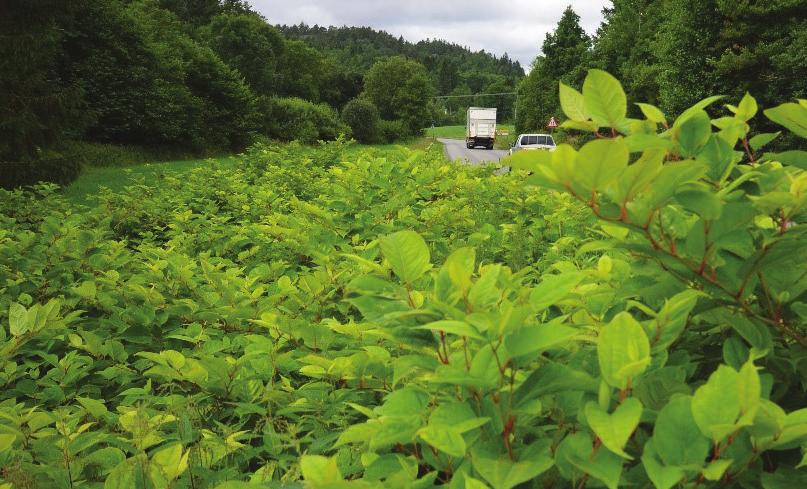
(517, 1, 807, 138)
(1, 0, 517, 189)
(279, 24, 526, 124)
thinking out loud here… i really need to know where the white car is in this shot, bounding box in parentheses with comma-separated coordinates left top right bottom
(509, 134, 556, 155)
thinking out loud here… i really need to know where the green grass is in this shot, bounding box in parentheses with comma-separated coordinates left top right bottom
(425, 124, 515, 140)
(63, 156, 240, 205)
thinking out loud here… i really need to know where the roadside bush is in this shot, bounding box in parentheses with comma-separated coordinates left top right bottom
(378, 119, 409, 143)
(0, 152, 81, 190)
(257, 96, 346, 144)
(341, 98, 380, 143)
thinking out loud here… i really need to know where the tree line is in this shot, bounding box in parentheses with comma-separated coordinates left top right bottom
(517, 1, 807, 140)
(0, 0, 518, 188)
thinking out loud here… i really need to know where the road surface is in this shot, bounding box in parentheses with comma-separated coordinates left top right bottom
(438, 138, 509, 165)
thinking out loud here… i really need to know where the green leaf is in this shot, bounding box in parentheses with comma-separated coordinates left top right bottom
(652, 396, 710, 466)
(151, 443, 188, 481)
(379, 230, 431, 284)
(585, 398, 643, 459)
(636, 103, 667, 125)
(73, 280, 97, 300)
(611, 149, 664, 204)
(647, 290, 700, 351)
(506, 320, 578, 358)
(418, 425, 466, 458)
(557, 432, 623, 489)
(300, 455, 343, 484)
(560, 81, 587, 121)
(416, 320, 484, 340)
(734, 92, 758, 122)
(597, 312, 651, 389)
(583, 69, 627, 129)
(9, 303, 28, 336)
(0, 434, 15, 452)
(676, 110, 712, 157)
(691, 365, 741, 442)
(105, 458, 139, 489)
(77, 397, 109, 419)
(765, 102, 807, 138)
(577, 138, 630, 192)
(444, 247, 476, 293)
(749, 132, 780, 151)
(675, 188, 723, 220)
(471, 444, 553, 489)
(514, 362, 599, 406)
(529, 272, 584, 312)
(675, 95, 724, 126)
(641, 440, 686, 489)
(763, 150, 807, 170)
(702, 459, 732, 481)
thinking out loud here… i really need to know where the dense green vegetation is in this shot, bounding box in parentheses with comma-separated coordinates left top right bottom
(517, 2, 807, 136)
(4, 68, 807, 487)
(0, 0, 516, 189)
(279, 24, 524, 124)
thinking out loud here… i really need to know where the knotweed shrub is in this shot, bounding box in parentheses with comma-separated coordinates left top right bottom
(3, 71, 807, 489)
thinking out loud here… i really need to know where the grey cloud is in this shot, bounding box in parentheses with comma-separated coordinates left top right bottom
(250, 0, 609, 67)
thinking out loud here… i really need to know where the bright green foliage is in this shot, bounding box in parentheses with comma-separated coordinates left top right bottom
(4, 70, 807, 488)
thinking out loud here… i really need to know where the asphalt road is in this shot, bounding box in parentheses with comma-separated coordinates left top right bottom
(439, 138, 509, 165)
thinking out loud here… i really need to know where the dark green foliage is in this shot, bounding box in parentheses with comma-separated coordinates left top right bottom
(0, 0, 83, 162)
(377, 119, 409, 144)
(516, 7, 590, 132)
(275, 39, 326, 101)
(279, 24, 524, 83)
(199, 12, 285, 95)
(342, 98, 381, 144)
(364, 56, 433, 135)
(257, 96, 346, 144)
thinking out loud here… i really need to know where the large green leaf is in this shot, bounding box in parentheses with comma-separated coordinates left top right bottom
(583, 69, 627, 129)
(471, 444, 553, 489)
(765, 102, 807, 138)
(379, 230, 431, 284)
(418, 425, 466, 458)
(556, 432, 623, 489)
(597, 312, 651, 389)
(585, 398, 643, 459)
(560, 81, 587, 121)
(652, 396, 710, 467)
(577, 138, 630, 192)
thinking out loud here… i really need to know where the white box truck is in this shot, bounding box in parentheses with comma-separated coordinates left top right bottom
(466, 107, 497, 150)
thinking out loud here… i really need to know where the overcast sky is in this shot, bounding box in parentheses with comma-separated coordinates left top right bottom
(250, 1, 610, 69)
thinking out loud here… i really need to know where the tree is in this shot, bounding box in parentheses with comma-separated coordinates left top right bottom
(363, 56, 433, 135)
(199, 12, 285, 95)
(276, 40, 326, 101)
(341, 98, 380, 143)
(654, 0, 722, 116)
(0, 0, 83, 162)
(516, 6, 591, 132)
(592, 0, 664, 107)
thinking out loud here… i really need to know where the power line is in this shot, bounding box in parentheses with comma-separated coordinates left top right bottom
(433, 91, 517, 99)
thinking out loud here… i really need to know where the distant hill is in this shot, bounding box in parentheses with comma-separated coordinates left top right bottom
(278, 24, 524, 94)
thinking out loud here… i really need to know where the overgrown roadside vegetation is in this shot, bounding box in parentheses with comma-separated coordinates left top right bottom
(3, 69, 807, 488)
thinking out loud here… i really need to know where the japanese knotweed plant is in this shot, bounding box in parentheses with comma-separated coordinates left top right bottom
(297, 72, 807, 488)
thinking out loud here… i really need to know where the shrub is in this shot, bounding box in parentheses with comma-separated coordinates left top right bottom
(378, 119, 408, 144)
(0, 153, 81, 190)
(341, 98, 380, 144)
(257, 96, 346, 144)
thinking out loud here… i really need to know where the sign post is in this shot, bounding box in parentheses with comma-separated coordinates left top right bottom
(547, 116, 558, 134)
